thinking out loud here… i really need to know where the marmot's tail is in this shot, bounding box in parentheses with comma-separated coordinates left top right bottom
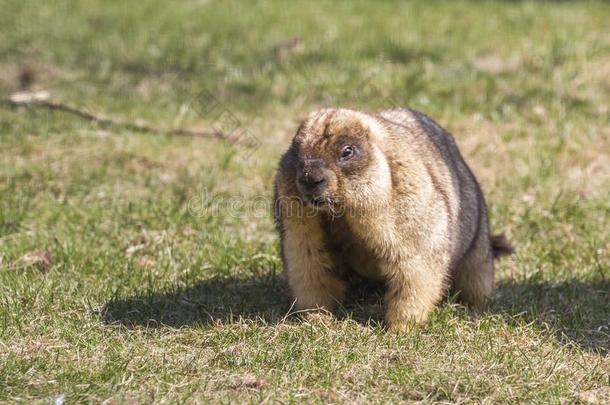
(491, 233, 514, 259)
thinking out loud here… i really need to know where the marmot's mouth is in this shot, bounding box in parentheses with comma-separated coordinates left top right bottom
(303, 194, 340, 211)
(310, 197, 327, 207)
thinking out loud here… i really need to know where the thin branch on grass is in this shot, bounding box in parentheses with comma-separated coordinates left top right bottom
(4, 91, 251, 145)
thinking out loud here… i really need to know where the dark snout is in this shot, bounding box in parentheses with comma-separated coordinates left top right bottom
(297, 159, 329, 199)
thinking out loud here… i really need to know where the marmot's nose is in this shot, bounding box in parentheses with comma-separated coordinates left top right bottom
(298, 159, 328, 193)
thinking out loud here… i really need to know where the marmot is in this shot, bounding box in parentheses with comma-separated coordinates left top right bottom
(274, 108, 512, 331)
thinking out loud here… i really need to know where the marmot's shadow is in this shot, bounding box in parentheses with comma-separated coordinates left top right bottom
(493, 278, 609, 355)
(101, 273, 608, 354)
(101, 274, 289, 328)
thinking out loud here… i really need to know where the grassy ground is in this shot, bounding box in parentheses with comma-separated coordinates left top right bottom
(1, 0, 609, 403)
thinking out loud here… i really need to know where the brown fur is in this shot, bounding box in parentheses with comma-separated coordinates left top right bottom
(274, 108, 512, 331)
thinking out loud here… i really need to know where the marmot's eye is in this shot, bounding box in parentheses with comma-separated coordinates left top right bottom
(340, 146, 355, 161)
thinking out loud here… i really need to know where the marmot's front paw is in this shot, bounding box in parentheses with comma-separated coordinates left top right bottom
(385, 303, 430, 332)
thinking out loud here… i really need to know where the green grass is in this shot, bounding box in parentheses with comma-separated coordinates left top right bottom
(1, 0, 609, 403)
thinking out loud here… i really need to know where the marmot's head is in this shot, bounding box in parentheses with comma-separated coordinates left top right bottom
(281, 109, 392, 214)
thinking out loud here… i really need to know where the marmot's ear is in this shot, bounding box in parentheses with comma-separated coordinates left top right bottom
(358, 115, 387, 142)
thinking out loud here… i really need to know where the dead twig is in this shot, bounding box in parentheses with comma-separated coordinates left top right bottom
(3, 91, 248, 144)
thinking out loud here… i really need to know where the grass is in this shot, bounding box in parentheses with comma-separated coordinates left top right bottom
(0, 0, 609, 403)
